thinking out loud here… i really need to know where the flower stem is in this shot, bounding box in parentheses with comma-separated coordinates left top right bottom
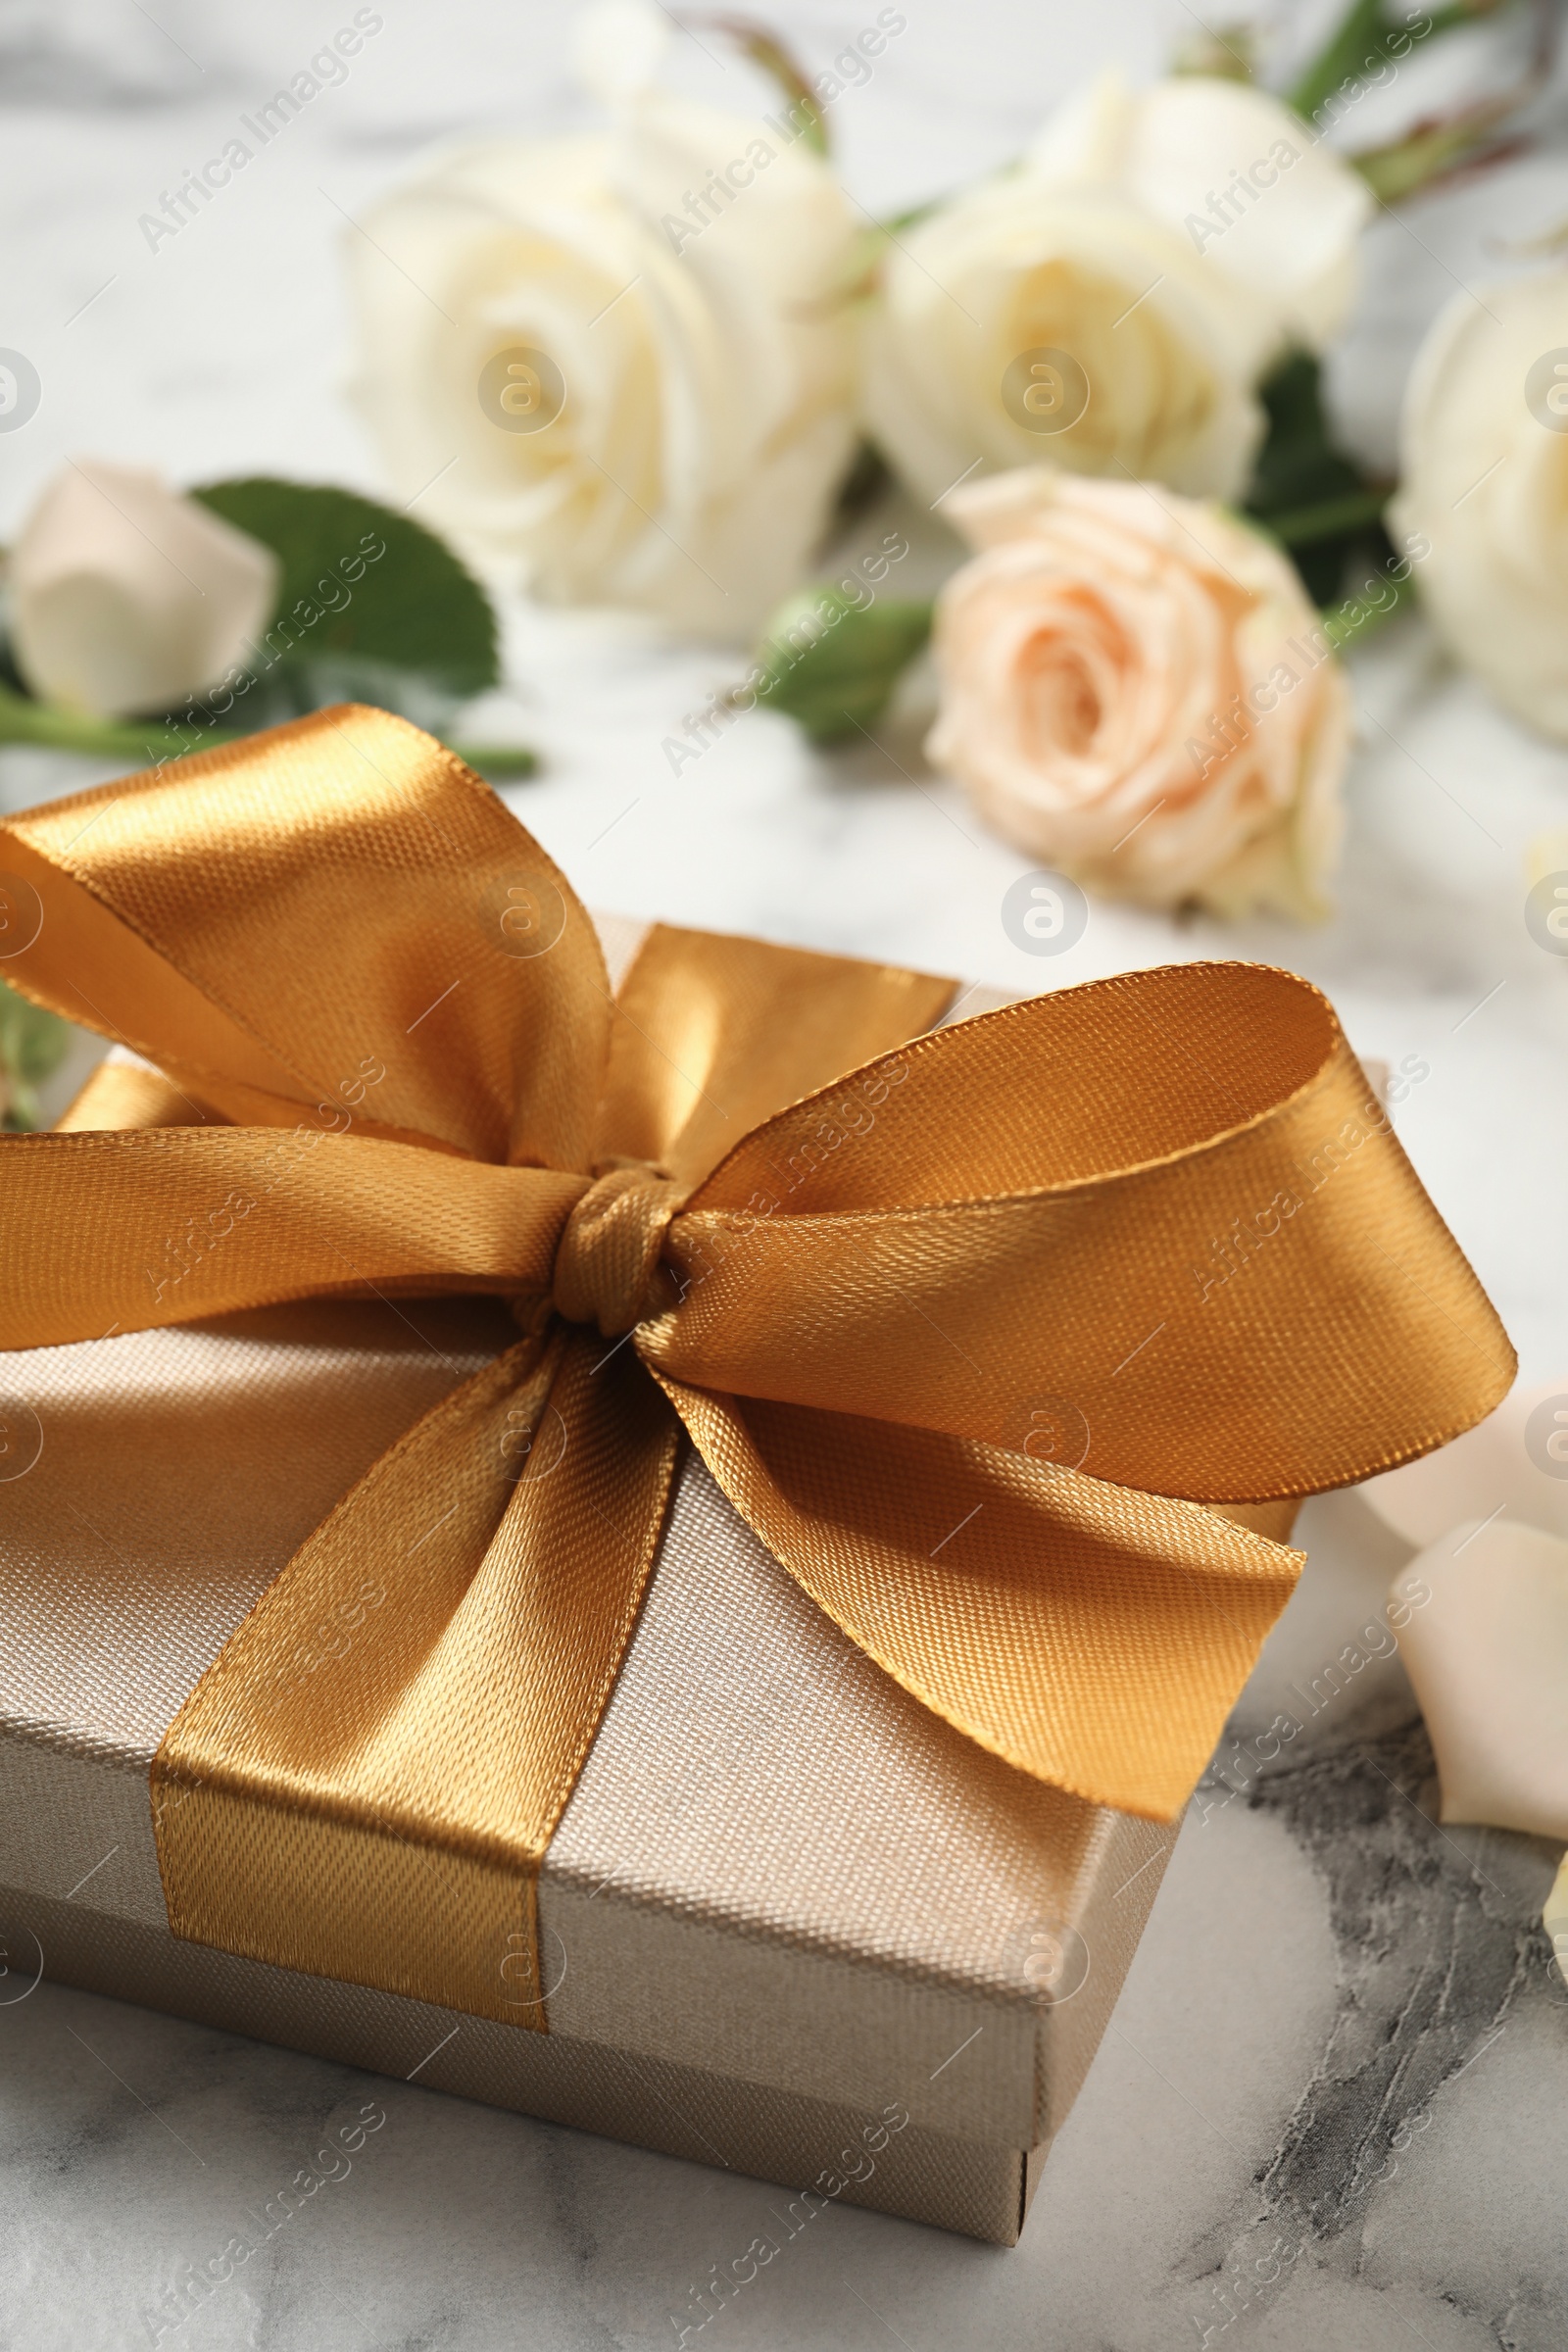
(446, 741, 538, 778)
(0, 684, 537, 776)
(1285, 0, 1501, 129)
(705, 18, 828, 154)
(1259, 488, 1390, 547)
(1351, 100, 1529, 206)
(0, 683, 185, 760)
(1286, 0, 1392, 123)
(1322, 567, 1414, 652)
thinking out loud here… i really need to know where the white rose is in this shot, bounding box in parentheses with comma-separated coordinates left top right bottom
(1391, 270, 1568, 740)
(345, 80, 859, 639)
(926, 466, 1349, 917)
(1031, 73, 1371, 355)
(864, 73, 1369, 514)
(8, 461, 277, 720)
(865, 168, 1269, 513)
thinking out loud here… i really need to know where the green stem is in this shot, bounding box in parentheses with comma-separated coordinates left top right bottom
(447, 741, 538, 778)
(0, 684, 188, 760)
(1351, 103, 1518, 204)
(1257, 488, 1391, 546)
(1284, 0, 1497, 125)
(706, 19, 828, 155)
(1421, 0, 1503, 28)
(0, 684, 536, 776)
(1322, 566, 1415, 652)
(1286, 0, 1391, 122)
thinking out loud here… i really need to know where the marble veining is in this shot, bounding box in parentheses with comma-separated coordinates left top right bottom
(1188, 1719, 1561, 2342)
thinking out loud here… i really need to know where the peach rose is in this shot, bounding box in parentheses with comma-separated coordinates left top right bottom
(926, 468, 1349, 917)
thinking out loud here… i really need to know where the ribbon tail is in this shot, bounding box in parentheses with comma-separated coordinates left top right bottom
(0, 1127, 583, 1348)
(154, 1326, 680, 2029)
(656, 1376, 1302, 1821)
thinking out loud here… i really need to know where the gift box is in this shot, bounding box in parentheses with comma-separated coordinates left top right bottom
(0, 710, 1513, 2242)
(0, 1289, 1173, 2244)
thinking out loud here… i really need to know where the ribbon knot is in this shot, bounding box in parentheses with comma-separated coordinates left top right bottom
(551, 1162, 685, 1337)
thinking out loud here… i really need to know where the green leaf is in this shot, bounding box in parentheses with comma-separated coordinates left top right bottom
(754, 587, 934, 743)
(0, 978, 71, 1131)
(1246, 353, 1364, 518)
(191, 478, 500, 721)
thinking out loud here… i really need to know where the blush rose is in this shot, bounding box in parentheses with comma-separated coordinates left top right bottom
(926, 467, 1349, 917)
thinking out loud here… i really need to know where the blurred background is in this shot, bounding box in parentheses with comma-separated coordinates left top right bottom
(6, 0, 1566, 488)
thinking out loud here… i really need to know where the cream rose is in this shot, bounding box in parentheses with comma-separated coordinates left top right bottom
(864, 174, 1268, 510)
(1391, 270, 1568, 739)
(345, 55, 859, 639)
(864, 74, 1369, 514)
(9, 461, 277, 720)
(1030, 74, 1372, 355)
(925, 467, 1349, 917)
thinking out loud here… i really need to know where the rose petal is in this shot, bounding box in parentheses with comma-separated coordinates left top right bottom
(862, 170, 1268, 510)
(1361, 1377, 1568, 1549)
(925, 466, 1347, 914)
(345, 92, 858, 637)
(1390, 270, 1568, 742)
(1394, 1519, 1568, 1840)
(1028, 71, 1369, 351)
(10, 460, 277, 721)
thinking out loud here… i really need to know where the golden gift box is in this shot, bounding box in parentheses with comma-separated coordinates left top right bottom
(0, 709, 1511, 2240)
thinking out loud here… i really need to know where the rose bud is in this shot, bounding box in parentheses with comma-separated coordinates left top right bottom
(9, 459, 278, 720)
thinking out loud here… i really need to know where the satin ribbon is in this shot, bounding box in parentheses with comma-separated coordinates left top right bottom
(0, 707, 1513, 2029)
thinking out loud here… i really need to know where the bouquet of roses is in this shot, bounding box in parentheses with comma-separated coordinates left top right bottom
(324, 0, 1560, 916)
(1, 0, 1561, 1122)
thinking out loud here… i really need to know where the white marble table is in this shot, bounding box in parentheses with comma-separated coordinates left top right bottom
(4, 3, 1568, 2345)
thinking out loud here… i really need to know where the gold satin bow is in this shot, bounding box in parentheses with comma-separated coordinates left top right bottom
(0, 707, 1513, 2028)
